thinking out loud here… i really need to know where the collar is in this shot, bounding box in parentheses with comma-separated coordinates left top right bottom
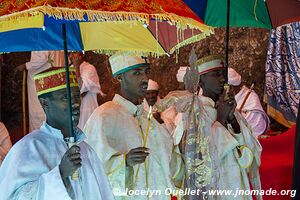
(113, 94, 143, 116)
(40, 122, 86, 143)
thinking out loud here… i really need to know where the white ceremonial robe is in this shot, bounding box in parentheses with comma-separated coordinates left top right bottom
(0, 122, 115, 200)
(26, 51, 65, 131)
(143, 97, 183, 137)
(235, 86, 270, 137)
(84, 94, 184, 200)
(77, 61, 103, 130)
(0, 122, 12, 166)
(160, 91, 262, 200)
(181, 96, 262, 200)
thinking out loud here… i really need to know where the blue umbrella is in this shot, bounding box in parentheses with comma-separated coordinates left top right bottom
(0, 2, 212, 139)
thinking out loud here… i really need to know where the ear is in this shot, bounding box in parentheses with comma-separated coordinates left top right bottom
(115, 75, 122, 82)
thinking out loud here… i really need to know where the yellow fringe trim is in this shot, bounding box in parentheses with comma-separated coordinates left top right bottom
(169, 29, 214, 54)
(92, 49, 166, 57)
(0, 5, 214, 57)
(0, 5, 212, 33)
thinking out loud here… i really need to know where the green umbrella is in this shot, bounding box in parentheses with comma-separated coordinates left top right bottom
(183, 0, 272, 82)
(204, 0, 272, 28)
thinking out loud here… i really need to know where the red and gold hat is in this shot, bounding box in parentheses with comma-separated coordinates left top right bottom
(34, 67, 79, 96)
(196, 55, 225, 75)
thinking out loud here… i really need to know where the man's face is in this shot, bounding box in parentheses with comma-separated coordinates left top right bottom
(45, 86, 81, 127)
(120, 65, 150, 99)
(200, 69, 226, 96)
(145, 90, 159, 106)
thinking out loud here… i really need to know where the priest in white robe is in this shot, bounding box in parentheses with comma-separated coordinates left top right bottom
(68, 52, 104, 130)
(228, 67, 270, 137)
(143, 79, 166, 125)
(0, 67, 114, 200)
(161, 55, 262, 200)
(84, 55, 184, 200)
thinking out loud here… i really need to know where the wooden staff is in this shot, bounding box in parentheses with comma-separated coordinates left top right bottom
(237, 83, 254, 112)
(22, 70, 27, 135)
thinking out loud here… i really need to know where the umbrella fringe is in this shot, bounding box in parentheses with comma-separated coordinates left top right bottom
(92, 49, 165, 58)
(169, 29, 214, 55)
(0, 5, 212, 32)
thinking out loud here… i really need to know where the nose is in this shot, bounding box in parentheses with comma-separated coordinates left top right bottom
(219, 73, 226, 84)
(140, 73, 149, 85)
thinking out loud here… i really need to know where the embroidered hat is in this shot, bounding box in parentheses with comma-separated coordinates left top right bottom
(109, 54, 150, 77)
(196, 55, 225, 75)
(34, 67, 78, 96)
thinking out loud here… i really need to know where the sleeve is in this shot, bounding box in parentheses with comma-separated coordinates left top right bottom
(234, 112, 263, 199)
(227, 124, 245, 145)
(170, 145, 185, 188)
(0, 123, 12, 164)
(84, 144, 116, 200)
(14, 166, 71, 200)
(83, 107, 129, 196)
(80, 63, 102, 94)
(172, 113, 184, 145)
(211, 121, 239, 160)
(25, 51, 52, 74)
(244, 111, 268, 136)
(160, 106, 177, 135)
(0, 140, 71, 200)
(233, 112, 262, 165)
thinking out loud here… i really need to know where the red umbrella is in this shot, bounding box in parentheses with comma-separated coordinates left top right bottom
(266, 0, 300, 28)
(0, 0, 213, 138)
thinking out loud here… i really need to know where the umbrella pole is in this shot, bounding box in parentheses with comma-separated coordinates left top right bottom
(62, 24, 79, 181)
(225, 0, 231, 83)
(62, 23, 74, 139)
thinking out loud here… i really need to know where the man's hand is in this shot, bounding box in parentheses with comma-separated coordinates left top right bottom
(126, 147, 149, 167)
(216, 90, 236, 126)
(227, 95, 237, 122)
(59, 145, 81, 178)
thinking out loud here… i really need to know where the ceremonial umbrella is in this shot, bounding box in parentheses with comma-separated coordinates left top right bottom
(182, 0, 300, 81)
(0, 0, 212, 138)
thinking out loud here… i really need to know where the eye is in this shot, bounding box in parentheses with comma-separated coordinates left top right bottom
(133, 71, 141, 75)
